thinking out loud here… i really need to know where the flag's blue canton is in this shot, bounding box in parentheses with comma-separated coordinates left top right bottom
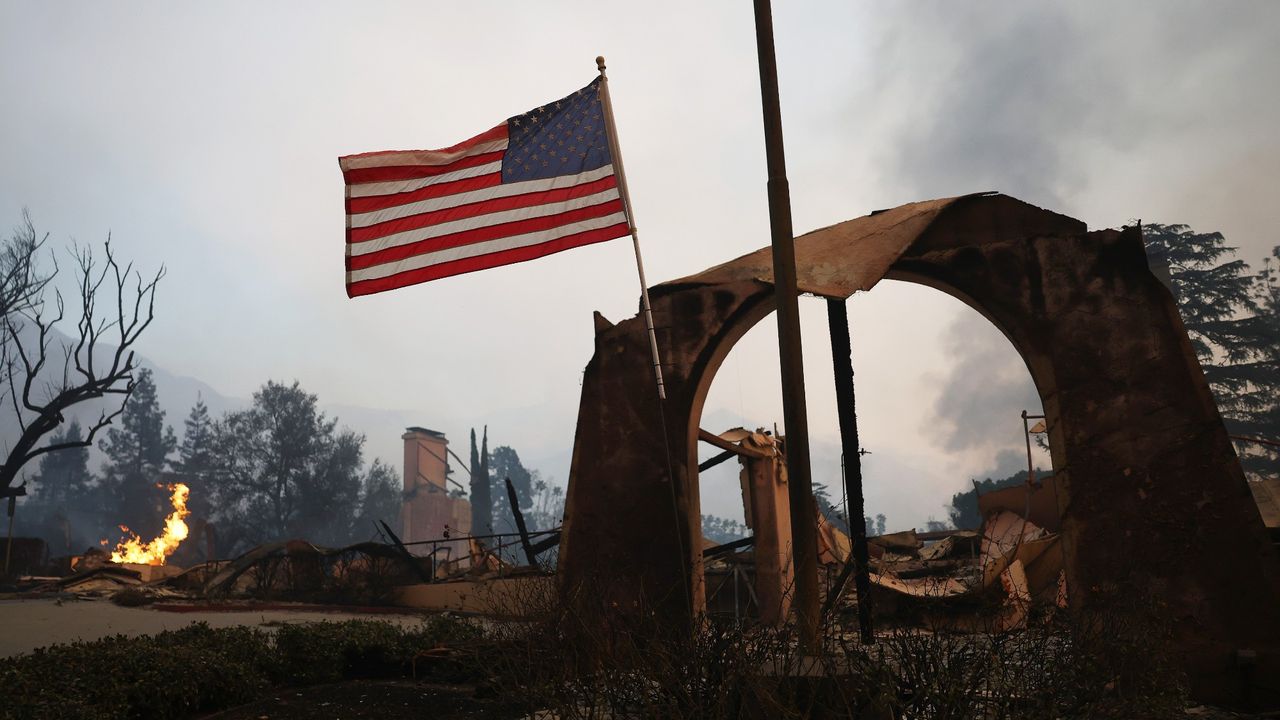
(502, 77, 612, 183)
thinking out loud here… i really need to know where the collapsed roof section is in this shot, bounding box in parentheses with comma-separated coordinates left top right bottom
(658, 192, 1083, 299)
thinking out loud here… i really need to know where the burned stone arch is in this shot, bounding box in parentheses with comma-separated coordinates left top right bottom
(558, 192, 1280, 704)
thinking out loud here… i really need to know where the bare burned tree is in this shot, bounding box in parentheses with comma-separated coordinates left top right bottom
(0, 216, 164, 500)
(0, 212, 53, 331)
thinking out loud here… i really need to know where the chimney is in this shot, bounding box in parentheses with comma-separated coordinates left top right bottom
(400, 427, 470, 545)
(402, 426, 449, 494)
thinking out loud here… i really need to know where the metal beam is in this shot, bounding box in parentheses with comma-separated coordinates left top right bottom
(697, 428, 772, 458)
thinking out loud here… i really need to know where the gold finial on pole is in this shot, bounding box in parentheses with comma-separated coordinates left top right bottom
(596, 55, 607, 76)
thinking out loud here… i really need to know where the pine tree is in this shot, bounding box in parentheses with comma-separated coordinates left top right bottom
(1144, 226, 1279, 479)
(1143, 224, 1258, 362)
(175, 396, 215, 519)
(31, 419, 91, 512)
(489, 445, 534, 534)
(28, 419, 93, 553)
(177, 397, 214, 474)
(98, 368, 176, 538)
(1232, 247, 1280, 478)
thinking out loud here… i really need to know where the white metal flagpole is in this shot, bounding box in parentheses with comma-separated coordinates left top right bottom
(597, 57, 691, 614)
(596, 55, 667, 401)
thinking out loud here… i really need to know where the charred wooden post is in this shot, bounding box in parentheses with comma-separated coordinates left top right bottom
(752, 0, 821, 652)
(380, 520, 432, 584)
(826, 298, 874, 644)
(4, 495, 15, 576)
(506, 477, 537, 566)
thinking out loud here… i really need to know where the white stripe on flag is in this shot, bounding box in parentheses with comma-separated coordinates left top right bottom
(348, 164, 616, 228)
(347, 160, 504, 199)
(347, 211, 629, 283)
(347, 184, 622, 257)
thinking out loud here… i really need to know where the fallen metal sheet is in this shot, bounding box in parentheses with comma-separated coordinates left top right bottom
(203, 541, 292, 595)
(1018, 535, 1064, 603)
(155, 561, 227, 591)
(996, 559, 1032, 632)
(981, 533, 1061, 598)
(54, 565, 144, 593)
(203, 539, 431, 596)
(978, 476, 1063, 533)
(982, 510, 1043, 549)
(1251, 478, 1280, 528)
(864, 509, 1061, 609)
(115, 562, 184, 584)
(868, 570, 970, 598)
(867, 530, 921, 557)
(709, 427, 762, 446)
(919, 531, 980, 562)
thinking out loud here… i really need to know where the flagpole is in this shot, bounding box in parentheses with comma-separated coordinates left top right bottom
(596, 56, 667, 401)
(597, 57, 692, 620)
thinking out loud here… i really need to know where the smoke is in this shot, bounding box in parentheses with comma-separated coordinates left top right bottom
(873, 1, 1280, 483)
(864, 0, 1280, 253)
(870, 5, 1097, 208)
(979, 448, 1032, 484)
(928, 311, 1042, 462)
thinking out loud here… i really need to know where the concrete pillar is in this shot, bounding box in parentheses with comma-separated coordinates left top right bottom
(738, 431, 792, 624)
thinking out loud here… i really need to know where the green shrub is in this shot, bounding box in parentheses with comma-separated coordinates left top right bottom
(0, 617, 484, 720)
(274, 620, 409, 684)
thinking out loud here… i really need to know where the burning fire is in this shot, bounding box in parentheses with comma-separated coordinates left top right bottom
(108, 483, 191, 565)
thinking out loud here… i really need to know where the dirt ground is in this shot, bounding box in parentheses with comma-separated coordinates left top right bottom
(198, 681, 524, 720)
(0, 597, 429, 657)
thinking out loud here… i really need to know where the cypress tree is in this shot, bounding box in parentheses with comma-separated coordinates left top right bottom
(469, 428, 492, 535)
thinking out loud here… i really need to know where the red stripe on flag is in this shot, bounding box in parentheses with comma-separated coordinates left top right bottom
(345, 172, 503, 215)
(346, 198, 624, 272)
(341, 150, 505, 184)
(339, 124, 507, 166)
(346, 222, 631, 297)
(347, 175, 620, 244)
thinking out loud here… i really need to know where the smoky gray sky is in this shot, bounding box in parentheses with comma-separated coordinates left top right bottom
(3, 1, 1277, 530)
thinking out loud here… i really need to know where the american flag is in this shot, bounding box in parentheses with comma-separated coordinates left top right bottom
(340, 77, 630, 298)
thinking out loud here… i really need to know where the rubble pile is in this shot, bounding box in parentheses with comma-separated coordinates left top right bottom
(844, 476, 1067, 631)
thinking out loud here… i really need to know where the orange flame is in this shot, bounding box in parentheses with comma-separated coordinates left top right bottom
(108, 483, 190, 565)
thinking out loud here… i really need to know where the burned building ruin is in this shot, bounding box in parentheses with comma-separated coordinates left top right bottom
(558, 192, 1280, 706)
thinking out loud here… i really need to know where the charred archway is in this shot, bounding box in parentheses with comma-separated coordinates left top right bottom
(558, 193, 1280, 705)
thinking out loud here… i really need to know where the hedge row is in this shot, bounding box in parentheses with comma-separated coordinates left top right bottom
(0, 617, 483, 720)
